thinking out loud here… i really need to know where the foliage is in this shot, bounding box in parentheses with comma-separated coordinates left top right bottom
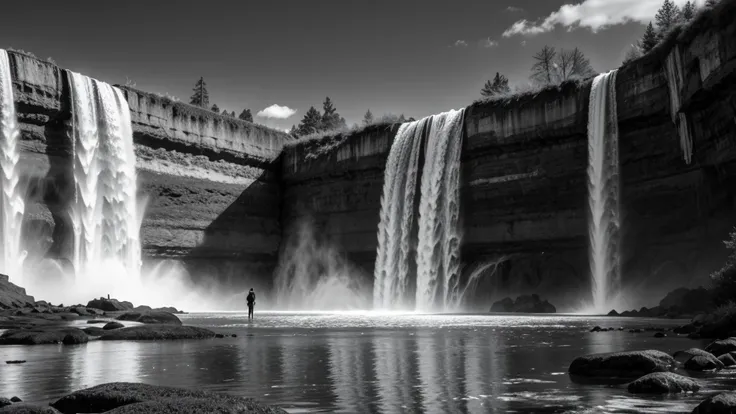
(655, 0, 681, 39)
(189, 77, 209, 108)
(481, 72, 510, 97)
(239, 109, 253, 122)
(529, 46, 595, 86)
(641, 22, 659, 53)
(711, 228, 736, 306)
(530, 45, 558, 85)
(321, 97, 346, 131)
(211, 104, 219, 113)
(681, 1, 696, 20)
(296, 106, 323, 136)
(623, 43, 643, 65)
(363, 109, 374, 126)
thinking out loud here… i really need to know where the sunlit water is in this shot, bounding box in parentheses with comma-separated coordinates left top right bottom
(0, 313, 732, 413)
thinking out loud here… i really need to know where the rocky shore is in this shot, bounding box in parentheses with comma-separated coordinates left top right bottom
(0, 382, 285, 413)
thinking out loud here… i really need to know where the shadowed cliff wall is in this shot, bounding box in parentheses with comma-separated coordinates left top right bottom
(280, 0, 736, 309)
(7, 53, 293, 290)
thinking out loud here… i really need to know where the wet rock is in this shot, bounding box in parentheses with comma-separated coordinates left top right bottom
(673, 348, 718, 363)
(0, 399, 10, 408)
(86, 320, 107, 324)
(590, 326, 603, 332)
(0, 403, 62, 413)
(627, 372, 701, 394)
(569, 350, 675, 378)
(215, 333, 225, 338)
(0, 327, 88, 345)
(629, 329, 644, 333)
(86, 298, 133, 312)
(718, 353, 736, 367)
(50, 382, 286, 414)
(654, 332, 666, 338)
(10, 397, 21, 403)
(5, 360, 26, 364)
(705, 338, 736, 357)
(232, 334, 237, 338)
(99, 325, 214, 341)
(82, 327, 105, 336)
(490, 294, 556, 313)
(489, 297, 513, 312)
(691, 392, 736, 413)
(115, 311, 181, 325)
(684, 355, 723, 371)
(102, 322, 124, 330)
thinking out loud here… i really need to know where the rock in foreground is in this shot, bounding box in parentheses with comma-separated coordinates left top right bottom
(99, 325, 214, 341)
(490, 294, 556, 313)
(691, 392, 736, 414)
(0, 403, 61, 413)
(0, 328, 88, 345)
(627, 372, 700, 394)
(705, 338, 736, 357)
(569, 350, 675, 378)
(50, 382, 286, 414)
(115, 311, 181, 325)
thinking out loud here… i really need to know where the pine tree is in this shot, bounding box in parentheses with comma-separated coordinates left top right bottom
(655, 0, 681, 39)
(321, 97, 345, 131)
(239, 109, 253, 122)
(681, 1, 695, 20)
(296, 106, 323, 136)
(530, 45, 558, 85)
(363, 109, 374, 126)
(211, 104, 219, 112)
(289, 124, 298, 137)
(189, 77, 209, 108)
(221, 109, 228, 116)
(641, 22, 659, 53)
(480, 72, 511, 97)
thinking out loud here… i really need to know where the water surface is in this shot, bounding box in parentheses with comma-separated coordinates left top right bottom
(0, 313, 731, 413)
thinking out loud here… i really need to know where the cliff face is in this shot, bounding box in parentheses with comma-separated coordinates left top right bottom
(280, 1, 736, 309)
(8, 53, 292, 290)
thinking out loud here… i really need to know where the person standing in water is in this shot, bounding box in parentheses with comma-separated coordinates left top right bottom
(246, 288, 256, 319)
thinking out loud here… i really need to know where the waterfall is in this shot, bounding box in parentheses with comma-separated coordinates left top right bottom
(68, 71, 141, 281)
(587, 70, 620, 313)
(0, 49, 26, 282)
(373, 109, 465, 311)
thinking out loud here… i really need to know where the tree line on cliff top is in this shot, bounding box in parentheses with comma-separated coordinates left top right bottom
(480, 0, 721, 99)
(189, 77, 253, 123)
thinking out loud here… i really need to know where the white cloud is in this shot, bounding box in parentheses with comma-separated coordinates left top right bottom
(506, 6, 525, 13)
(452, 40, 468, 48)
(256, 104, 297, 119)
(521, 40, 527, 47)
(481, 37, 499, 48)
(502, 0, 700, 37)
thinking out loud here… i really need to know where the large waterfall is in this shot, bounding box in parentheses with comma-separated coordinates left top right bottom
(373, 109, 465, 311)
(587, 70, 621, 313)
(68, 71, 141, 282)
(0, 49, 26, 282)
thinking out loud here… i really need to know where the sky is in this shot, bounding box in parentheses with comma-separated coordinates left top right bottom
(0, 0, 703, 132)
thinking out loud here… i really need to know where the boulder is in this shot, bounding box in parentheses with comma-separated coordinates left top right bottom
(705, 338, 736, 357)
(691, 392, 736, 414)
(0, 274, 35, 309)
(102, 322, 124, 330)
(0, 399, 9, 408)
(86, 298, 134, 312)
(50, 382, 286, 414)
(673, 348, 718, 363)
(718, 353, 736, 367)
(115, 311, 181, 325)
(0, 327, 89, 345)
(568, 350, 675, 378)
(82, 327, 105, 336)
(684, 355, 723, 371)
(99, 325, 215, 341)
(0, 403, 62, 413)
(10, 398, 21, 403)
(490, 297, 513, 312)
(627, 372, 701, 394)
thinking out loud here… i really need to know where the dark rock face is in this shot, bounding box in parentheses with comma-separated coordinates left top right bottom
(50, 382, 286, 414)
(99, 325, 214, 341)
(691, 392, 736, 414)
(489, 294, 556, 313)
(568, 350, 675, 378)
(0, 274, 35, 309)
(673, 348, 718, 363)
(0, 327, 88, 345)
(718, 353, 736, 367)
(660, 287, 713, 314)
(705, 338, 736, 356)
(627, 372, 700, 394)
(115, 311, 181, 325)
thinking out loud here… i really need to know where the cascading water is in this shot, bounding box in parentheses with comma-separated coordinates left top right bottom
(68, 71, 141, 284)
(0, 49, 26, 283)
(587, 70, 620, 313)
(373, 109, 465, 311)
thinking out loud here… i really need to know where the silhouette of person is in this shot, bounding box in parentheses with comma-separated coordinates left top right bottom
(246, 288, 255, 319)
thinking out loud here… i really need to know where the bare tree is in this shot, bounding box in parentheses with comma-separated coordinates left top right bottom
(564, 47, 596, 80)
(530, 45, 557, 85)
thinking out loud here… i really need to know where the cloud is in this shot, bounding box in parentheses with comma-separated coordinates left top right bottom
(256, 104, 297, 119)
(451, 40, 468, 48)
(506, 6, 525, 13)
(521, 40, 527, 47)
(502, 0, 697, 37)
(481, 37, 499, 48)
